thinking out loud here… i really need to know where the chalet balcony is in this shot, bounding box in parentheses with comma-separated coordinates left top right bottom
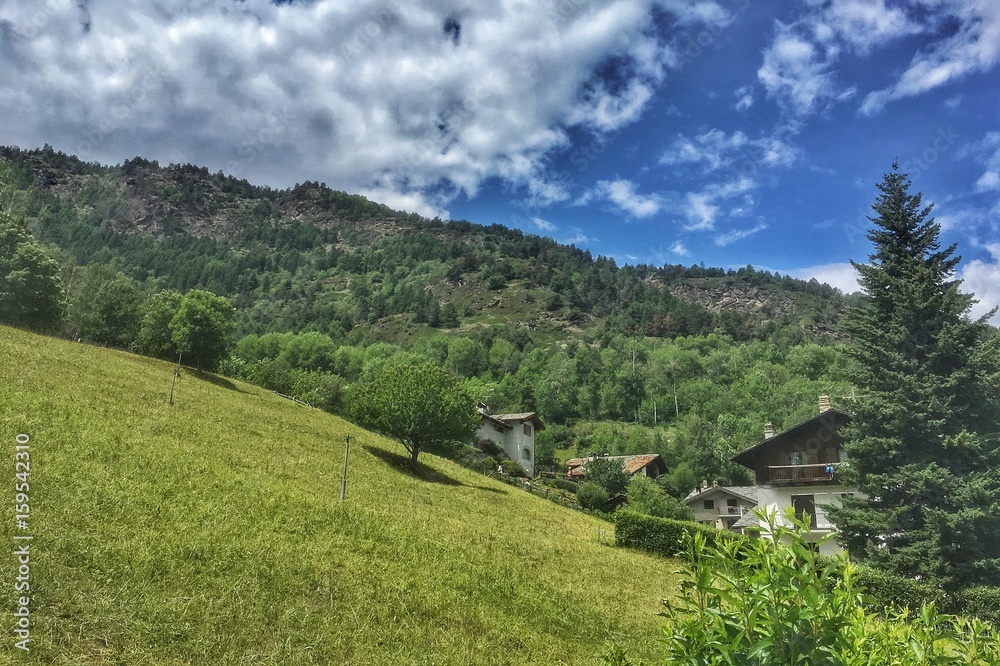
(766, 462, 842, 485)
(718, 507, 749, 518)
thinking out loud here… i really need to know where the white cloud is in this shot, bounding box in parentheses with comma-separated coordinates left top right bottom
(532, 216, 557, 232)
(660, 129, 798, 173)
(734, 85, 754, 111)
(669, 240, 690, 256)
(592, 179, 662, 218)
(861, 1, 1000, 114)
(562, 228, 593, 246)
(786, 262, 861, 294)
(713, 222, 768, 247)
(959, 245, 1000, 325)
(969, 132, 1000, 193)
(683, 192, 719, 230)
(0, 0, 728, 214)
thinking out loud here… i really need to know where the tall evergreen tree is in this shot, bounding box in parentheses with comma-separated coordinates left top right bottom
(829, 164, 1000, 590)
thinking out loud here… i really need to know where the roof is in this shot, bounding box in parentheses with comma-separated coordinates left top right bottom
(731, 408, 851, 466)
(731, 511, 759, 530)
(478, 407, 545, 431)
(564, 454, 665, 476)
(684, 485, 758, 505)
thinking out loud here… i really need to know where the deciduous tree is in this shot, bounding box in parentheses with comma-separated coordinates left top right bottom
(351, 363, 478, 464)
(0, 208, 64, 332)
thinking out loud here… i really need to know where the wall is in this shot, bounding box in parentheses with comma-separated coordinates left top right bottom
(755, 484, 856, 556)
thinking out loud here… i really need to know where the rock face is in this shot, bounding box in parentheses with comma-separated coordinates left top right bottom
(667, 280, 794, 317)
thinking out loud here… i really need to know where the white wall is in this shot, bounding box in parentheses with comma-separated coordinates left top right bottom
(755, 484, 855, 556)
(476, 421, 535, 476)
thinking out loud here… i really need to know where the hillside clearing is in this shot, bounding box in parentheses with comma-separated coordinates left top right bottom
(0, 326, 680, 665)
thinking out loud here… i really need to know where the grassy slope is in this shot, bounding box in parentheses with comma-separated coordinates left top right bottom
(0, 326, 679, 665)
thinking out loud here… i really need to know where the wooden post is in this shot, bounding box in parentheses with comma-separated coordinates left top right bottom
(340, 435, 354, 502)
(168, 353, 182, 405)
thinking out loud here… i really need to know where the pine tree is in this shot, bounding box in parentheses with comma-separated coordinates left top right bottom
(829, 164, 1000, 590)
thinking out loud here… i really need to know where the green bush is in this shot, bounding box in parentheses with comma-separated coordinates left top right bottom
(577, 482, 608, 511)
(954, 586, 1000, 627)
(612, 510, 1000, 665)
(550, 478, 579, 494)
(614, 509, 734, 558)
(854, 565, 949, 614)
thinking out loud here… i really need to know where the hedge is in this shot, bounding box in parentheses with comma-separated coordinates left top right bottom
(614, 510, 740, 558)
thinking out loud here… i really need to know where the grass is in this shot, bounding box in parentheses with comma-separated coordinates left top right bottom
(0, 326, 680, 665)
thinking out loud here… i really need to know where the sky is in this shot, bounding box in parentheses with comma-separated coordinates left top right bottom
(1, 0, 999, 321)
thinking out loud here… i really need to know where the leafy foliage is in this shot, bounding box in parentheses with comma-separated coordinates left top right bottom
(0, 207, 64, 331)
(829, 165, 1000, 590)
(576, 482, 609, 511)
(170, 290, 237, 371)
(625, 476, 693, 520)
(637, 510, 1000, 666)
(583, 456, 631, 496)
(614, 511, 728, 559)
(351, 363, 478, 463)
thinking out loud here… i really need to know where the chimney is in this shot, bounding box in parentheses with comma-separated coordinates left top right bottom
(763, 422, 775, 439)
(819, 395, 832, 413)
(712, 480, 718, 488)
(701, 479, 708, 490)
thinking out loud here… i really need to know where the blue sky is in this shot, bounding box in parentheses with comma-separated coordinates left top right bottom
(1, 0, 998, 318)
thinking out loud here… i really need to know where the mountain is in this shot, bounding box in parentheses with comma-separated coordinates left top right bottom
(0, 324, 680, 664)
(0, 144, 851, 344)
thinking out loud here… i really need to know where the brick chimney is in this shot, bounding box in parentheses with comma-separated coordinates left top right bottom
(763, 422, 775, 439)
(819, 395, 832, 413)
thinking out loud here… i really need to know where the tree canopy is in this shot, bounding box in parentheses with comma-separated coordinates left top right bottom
(351, 363, 478, 464)
(829, 164, 1000, 590)
(0, 207, 64, 332)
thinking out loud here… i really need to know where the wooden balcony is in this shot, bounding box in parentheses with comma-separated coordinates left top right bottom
(766, 462, 842, 485)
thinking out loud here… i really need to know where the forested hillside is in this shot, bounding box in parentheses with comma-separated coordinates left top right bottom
(1, 145, 859, 490)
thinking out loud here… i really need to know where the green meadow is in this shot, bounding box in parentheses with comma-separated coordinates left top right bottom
(0, 326, 680, 665)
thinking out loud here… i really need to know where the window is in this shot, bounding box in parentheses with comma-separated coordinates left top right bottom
(522, 448, 531, 461)
(523, 423, 532, 436)
(792, 494, 817, 528)
(703, 499, 715, 510)
(727, 498, 738, 507)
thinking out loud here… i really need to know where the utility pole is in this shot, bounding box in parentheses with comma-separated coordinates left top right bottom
(339, 435, 355, 502)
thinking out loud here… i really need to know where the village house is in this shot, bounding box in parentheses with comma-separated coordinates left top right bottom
(564, 453, 667, 481)
(730, 395, 855, 556)
(476, 404, 544, 476)
(684, 483, 758, 532)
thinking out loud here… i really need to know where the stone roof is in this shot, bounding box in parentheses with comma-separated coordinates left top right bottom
(684, 485, 758, 504)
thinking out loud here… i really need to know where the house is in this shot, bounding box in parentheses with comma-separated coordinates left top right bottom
(476, 404, 544, 476)
(684, 483, 758, 532)
(730, 395, 855, 556)
(564, 453, 667, 481)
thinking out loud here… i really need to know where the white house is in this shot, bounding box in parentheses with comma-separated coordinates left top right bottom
(476, 404, 544, 476)
(684, 484, 758, 532)
(730, 396, 857, 556)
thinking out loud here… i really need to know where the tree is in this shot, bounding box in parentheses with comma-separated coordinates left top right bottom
(351, 362, 478, 464)
(138, 289, 182, 360)
(80, 273, 144, 348)
(625, 476, 693, 520)
(828, 164, 1000, 590)
(0, 208, 64, 332)
(170, 290, 236, 371)
(577, 482, 609, 511)
(585, 456, 631, 496)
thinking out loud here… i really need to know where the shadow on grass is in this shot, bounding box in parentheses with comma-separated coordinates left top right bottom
(188, 369, 252, 394)
(363, 445, 508, 494)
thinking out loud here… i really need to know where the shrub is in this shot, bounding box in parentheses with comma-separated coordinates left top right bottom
(954, 586, 1000, 628)
(500, 459, 528, 478)
(550, 478, 579, 494)
(577, 482, 608, 511)
(625, 476, 694, 521)
(614, 510, 733, 559)
(853, 565, 949, 615)
(612, 510, 1000, 665)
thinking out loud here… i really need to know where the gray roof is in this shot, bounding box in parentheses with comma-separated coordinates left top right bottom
(732, 511, 759, 529)
(684, 485, 759, 504)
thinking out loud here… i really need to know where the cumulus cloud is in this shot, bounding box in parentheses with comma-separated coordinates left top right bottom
(861, 1, 1000, 115)
(0, 0, 730, 215)
(959, 244, 1000, 325)
(669, 240, 690, 256)
(756, 0, 1000, 118)
(588, 179, 662, 218)
(786, 262, 861, 294)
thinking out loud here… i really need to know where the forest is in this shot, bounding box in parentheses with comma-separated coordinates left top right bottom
(2, 145, 858, 494)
